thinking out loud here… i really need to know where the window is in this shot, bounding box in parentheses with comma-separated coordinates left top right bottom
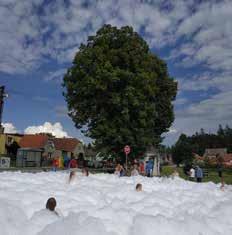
(62, 151, 68, 157)
(18, 150, 23, 156)
(7, 137, 13, 145)
(27, 151, 35, 161)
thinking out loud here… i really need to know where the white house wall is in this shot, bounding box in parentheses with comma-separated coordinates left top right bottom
(74, 143, 84, 157)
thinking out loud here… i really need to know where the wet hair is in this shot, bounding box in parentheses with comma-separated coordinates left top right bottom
(69, 171, 76, 182)
(136, 183, 142, 191)
(46, 197, 57, 211)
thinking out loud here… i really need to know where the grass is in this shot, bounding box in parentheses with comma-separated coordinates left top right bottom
(161, 166, 232, 185)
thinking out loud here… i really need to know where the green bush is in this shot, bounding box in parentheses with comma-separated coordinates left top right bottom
(161, 166, 174, 176)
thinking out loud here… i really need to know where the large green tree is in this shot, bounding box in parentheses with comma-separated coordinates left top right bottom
(63, 25, 177, 154)
(172, 134, 194, 165)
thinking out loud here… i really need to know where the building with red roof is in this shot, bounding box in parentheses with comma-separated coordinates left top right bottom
(194, 149, 232, 168)
(17, 133, 84, 167)
(19, 134, 49, 149)
(51, 138, 84, 159)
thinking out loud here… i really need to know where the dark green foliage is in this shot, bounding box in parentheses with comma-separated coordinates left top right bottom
(63, 25, 177, 154)
(5, 141, 20, 161)
(172, 134, 194, 165)
(5, 141, 19, 156)
(172, 124, 232, 164)
(190, 124, 232, 154)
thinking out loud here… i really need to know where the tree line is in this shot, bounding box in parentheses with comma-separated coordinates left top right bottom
(171, 125, 232, 165)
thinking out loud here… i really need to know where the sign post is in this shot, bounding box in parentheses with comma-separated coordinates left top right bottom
(124, 145, 131, 171)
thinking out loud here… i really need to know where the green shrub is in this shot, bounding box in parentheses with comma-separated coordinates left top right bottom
(161, 166, 174, 176)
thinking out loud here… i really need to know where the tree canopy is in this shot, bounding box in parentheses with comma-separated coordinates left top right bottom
(63, 24, 177, 154)
(172, 134, 194, 165)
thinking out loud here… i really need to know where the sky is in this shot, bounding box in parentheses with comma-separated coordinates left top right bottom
(0, 0, 232, 145)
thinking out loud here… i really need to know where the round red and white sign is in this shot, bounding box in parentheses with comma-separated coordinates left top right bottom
(124, 145, 131, 155)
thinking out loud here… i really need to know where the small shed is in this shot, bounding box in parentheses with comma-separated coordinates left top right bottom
(17, 148, 43, 167)
(204, 148, 227, 158)
(145, 146, 161, 176)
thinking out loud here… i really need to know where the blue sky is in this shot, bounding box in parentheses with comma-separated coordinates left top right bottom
(1, 0, 232, 145)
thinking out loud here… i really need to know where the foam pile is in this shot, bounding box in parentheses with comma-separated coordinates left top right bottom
(0, 171, 231, 235)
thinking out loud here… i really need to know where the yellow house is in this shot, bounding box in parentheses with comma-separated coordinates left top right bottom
(0, 133, 23, 155)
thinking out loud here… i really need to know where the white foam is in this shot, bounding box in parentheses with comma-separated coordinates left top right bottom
(0, 171, 231, 235)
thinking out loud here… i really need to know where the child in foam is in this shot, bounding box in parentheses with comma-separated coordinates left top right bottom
(136, 183, 142, 192)
(114, 164, 121, 176)
(52, 157, 59, 172)
(82, 168, 89, 176)
(69, 171, 76, 184)
(120, 164, 126, 177)
(131, 164, 139, 176)
(46, 197, 60, 216)
(114, 163, 125, 177)
(29, 197, 62, 232)
(69, 157, 77, 168)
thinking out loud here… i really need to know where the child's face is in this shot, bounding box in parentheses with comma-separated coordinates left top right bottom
(137, 186, 142, 192)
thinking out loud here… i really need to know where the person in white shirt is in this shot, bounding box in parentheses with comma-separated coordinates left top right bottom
(189, 167, 195, 181)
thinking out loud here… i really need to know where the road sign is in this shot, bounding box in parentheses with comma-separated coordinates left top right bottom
(124, 145, 130, 155)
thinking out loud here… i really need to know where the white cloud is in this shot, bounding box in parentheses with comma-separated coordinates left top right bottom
(164, 89, 232, 145)
(168, 127, 178, 134)
(173, 1, 232, 72)
(44, 69, 66, 82)
(179, 72, 232, 92)
(3, 123, 18, 133)
(24, 122, 70, 138)
(177, 91, 232, 121)
(164, 90, 232, 142)
(0, 0, 231, 76)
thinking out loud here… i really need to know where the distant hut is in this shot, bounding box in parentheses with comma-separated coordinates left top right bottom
(145, 145, 161, 176)
(204, 148, 227, 158)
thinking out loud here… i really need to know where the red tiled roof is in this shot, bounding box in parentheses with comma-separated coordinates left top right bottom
(53, 138, 80, 152)
(19, 134, 49, 148)
(19, 134, 81, 152)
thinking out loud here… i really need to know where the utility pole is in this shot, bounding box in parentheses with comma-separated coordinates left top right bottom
(0, 86, 8, 134)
